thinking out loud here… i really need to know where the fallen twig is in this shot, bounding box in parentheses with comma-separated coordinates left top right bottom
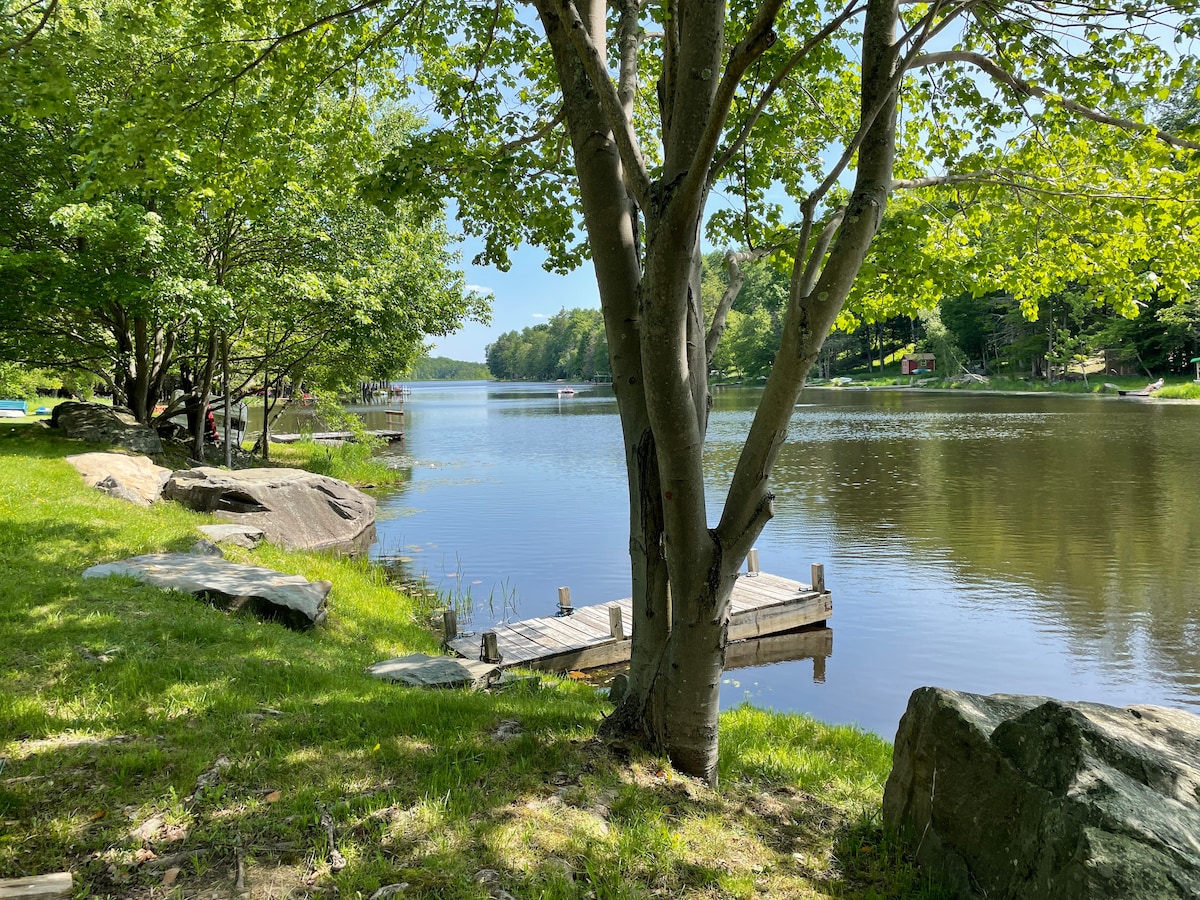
(317, 802, 347, 872)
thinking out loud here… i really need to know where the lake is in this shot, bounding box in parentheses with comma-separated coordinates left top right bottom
(279, 381, 1200, 739)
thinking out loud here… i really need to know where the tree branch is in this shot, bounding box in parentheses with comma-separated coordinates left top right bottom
(713, 1, 866, 175)
(689, 0, 787, 192)
(182, 0, 397, 112)
(705, 247, 772, 365)
(894, 168, 1199, 202)
(498, 104, 567, 155)
(557, 0, 652, 206)
(795, 207, 845, 298)
(0, 0, 58, 55)
(805, 0, 970, 210)
(914, 50, 1200, 152)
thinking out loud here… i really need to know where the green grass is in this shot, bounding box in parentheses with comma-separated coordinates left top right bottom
(267, 437, 406, 487)
(0, 424, 942, 899)
(814, 369, 1200, 399)
(1155, 381, 1200, 400)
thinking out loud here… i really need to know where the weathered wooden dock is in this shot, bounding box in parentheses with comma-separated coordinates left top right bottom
(269, 429, 404, 444)
(445, 568, 831, 672)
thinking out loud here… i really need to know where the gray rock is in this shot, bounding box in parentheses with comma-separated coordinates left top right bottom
(66, 452, 171, 505)
(883, 687, 1200, 899)
(163, 467, 375, 552)
(472, 869, 518, 900)
(82, 553, 331, 630)
(189, 539, 224, 557)
(196, 524, 265, 549)
(608, 673, 628, 704)
(0, 872, 73, 899)
(366, 654, 500, 690)
(52, 402, 162, 454)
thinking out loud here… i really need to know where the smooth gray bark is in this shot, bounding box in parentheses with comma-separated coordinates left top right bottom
(535, 0, 901, 782)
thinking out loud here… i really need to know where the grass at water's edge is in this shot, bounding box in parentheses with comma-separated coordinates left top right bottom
(811, 371, 1200, 399)
(0, 424, 945, 900)
(265, 438, 407, 487)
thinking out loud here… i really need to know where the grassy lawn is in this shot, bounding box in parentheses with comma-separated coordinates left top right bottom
(814, 367, 1200, 398)
(0, 424, 942, 899)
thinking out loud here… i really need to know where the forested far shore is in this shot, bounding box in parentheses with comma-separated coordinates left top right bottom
(484, 253, 1200, 384)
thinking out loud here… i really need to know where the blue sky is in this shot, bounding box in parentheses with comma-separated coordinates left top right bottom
(429, 235, 601, 363)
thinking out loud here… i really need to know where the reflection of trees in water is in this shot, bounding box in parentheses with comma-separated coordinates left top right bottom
(703, 391, 1200, 697)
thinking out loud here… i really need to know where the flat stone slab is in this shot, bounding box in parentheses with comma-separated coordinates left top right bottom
(164, 466, 375, 552)
(196, 523, 266, 549)
(83, 553, 331, 630)
(0, 872, 72, 899)
(66, 452, 171, 506)
(367, 654, 500, 690)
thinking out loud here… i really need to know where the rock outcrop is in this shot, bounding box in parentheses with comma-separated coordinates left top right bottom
(51, 402, 162, 454)
(66, 452, 171, 506)
(883, 687, 1200, 899)
(83, 552, 332, 630)
(163, 467, 375, 552)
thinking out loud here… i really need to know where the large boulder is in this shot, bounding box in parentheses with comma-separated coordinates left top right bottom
(83, 552, 331, 630)
(51, 401, 162, 454)
(163, 466, 376, 552)
(66, 452, 171, 506)
(883, 687, 1200, 899)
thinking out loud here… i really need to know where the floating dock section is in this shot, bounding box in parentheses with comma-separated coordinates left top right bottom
(445, 567, 831, 673)
(269, 429, 404, 444)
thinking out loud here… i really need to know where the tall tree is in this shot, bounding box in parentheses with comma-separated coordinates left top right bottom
(361, 0, 1200, 782)
(114, 0, 1200, 781)
(0, 0, 484, 442)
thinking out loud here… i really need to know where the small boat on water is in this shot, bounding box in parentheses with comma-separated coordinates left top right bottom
(1117, 378, 1164, 397)
(557, 386, 576, 396)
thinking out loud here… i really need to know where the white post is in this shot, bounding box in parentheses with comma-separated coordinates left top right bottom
(746, 548, 760, 576)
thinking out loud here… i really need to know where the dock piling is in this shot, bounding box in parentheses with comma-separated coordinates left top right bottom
(746, 548, 760, 576)
(557, 586, 573, 616)
(608, 605, 625, 641)
(811, 563, 826, 593)
(481, 632, 501, 663)
(442, 609, 457, 643)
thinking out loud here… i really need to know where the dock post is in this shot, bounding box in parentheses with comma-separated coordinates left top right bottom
(811, 563, 826, 593)
(608, 605, 625, 641)
(557, 586, 573, 616)
(442, 609, 457, 643)
(746, 548, 760, 576)
(481, 632, 501, 663)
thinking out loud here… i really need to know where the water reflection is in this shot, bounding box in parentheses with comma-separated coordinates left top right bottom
(272, 382, 1200, 738)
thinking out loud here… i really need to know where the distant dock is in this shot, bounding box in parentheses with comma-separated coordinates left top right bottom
(269, 429, 404, 444)
(445, 567, 831, 673)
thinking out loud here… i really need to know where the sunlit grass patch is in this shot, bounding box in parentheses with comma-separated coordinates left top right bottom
(267, 437, 406, 487)
(1, 424, 947, 898)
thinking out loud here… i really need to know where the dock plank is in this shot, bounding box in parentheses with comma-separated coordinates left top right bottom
(444, 570, 830, 673)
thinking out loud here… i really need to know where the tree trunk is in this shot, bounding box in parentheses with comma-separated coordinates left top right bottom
(191, 330, 218, 461)
(535, 0, 901, 784)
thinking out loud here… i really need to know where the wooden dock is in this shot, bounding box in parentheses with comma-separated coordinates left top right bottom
(269, 429, 404, 444)
(445, 569, 831, 672)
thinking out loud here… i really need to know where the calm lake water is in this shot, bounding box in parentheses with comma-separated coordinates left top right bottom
(280, 382, 1200, 739)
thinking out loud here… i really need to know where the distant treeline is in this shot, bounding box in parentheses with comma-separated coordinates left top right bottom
(408, 356, 491, 381)
(485, 308, 609, 381)
(484, 251, 1200, 383)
